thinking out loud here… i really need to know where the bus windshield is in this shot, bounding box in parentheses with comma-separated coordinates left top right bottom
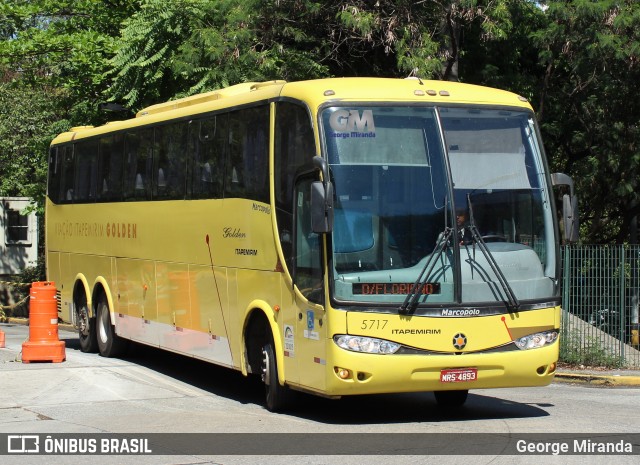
(321, 105, 558, 307)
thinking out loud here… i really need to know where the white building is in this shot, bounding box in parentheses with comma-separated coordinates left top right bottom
(0, 197, 38, 276)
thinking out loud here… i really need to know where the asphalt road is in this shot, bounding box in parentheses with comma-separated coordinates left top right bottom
(1, 322, 639, 465)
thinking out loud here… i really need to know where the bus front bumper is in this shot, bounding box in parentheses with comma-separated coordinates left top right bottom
(323, 342, 559, 396)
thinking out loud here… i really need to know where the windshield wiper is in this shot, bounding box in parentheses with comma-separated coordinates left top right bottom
(399, 227, 453, 314)
(466, 194, 520, 311)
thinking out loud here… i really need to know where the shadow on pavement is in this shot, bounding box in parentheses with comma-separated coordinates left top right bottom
(58, 330, 551, 425)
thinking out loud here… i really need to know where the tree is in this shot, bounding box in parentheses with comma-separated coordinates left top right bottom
(0, 83, 65, 204)
(0, 0, 139, 204)
(459, 1, 548, 100)
(0, 0, 139, 123)
(108, 0, 332, 109)
(532, 0, 640, 243)
(332, 0, 519, 80)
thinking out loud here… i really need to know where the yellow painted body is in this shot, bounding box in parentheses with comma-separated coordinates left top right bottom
(47, 78, 559, 398)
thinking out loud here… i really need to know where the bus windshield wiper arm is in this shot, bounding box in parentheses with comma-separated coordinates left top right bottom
(466, 195, 520, 311)
(399, 227, 452, 314)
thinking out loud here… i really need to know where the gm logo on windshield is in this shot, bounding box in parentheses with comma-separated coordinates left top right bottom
(329, 109, 376, 133)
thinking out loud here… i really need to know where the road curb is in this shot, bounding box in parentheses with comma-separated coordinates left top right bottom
(554, 372, 640, 387)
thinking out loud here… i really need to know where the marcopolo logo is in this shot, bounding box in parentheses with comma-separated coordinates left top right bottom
(329, 109, 376, 134)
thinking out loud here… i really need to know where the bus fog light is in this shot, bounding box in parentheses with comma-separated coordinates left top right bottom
(515, 330, 558, 350)
(334, 335, 400, 354)
(335, 368, 351, 379)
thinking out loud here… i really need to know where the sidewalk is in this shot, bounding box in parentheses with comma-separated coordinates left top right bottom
(553, 367, 640, 387)
(2, 318, 640, 387)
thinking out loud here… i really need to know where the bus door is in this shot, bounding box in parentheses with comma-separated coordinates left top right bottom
(293, 175, 327, 390)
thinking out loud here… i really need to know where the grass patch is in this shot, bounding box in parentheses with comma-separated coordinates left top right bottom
(560, 330, 626, 368)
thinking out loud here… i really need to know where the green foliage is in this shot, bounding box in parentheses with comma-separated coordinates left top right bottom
(108, 0, 333, 109)
(108, 1, 521, 110)
(0, 0, 140, 201)
(330, 0, 519, 80)
(560, 330, 626, 368)
(1, 0, 639, 245)
(0, 1, 137, 99)
(532, 0, 640, 243)
(0, 83, 64, 204)
(459, 1, 547, 100)
(15, 259, 46, 291)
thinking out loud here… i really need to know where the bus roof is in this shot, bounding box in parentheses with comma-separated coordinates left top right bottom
(50, 78, 533, 145)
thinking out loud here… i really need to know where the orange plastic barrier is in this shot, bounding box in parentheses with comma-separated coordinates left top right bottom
(22, 282, 66, 363)
(0, 328, 5, 348)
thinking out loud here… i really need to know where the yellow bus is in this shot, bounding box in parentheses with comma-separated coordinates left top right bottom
(46, 78, 576, 411)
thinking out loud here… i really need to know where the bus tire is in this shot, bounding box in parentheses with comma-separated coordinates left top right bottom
(261, 338, 290, 412)
(434, 390, 468, 408)
(96, 298, 127, 358)
(77, 299, 98, 353)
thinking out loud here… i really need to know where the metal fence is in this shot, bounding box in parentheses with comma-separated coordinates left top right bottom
(561, 245, 640, 368)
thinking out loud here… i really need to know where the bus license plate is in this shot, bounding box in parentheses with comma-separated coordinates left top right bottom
(440, 368, 478, 383)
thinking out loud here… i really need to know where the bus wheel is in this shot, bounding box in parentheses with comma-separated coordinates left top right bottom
(96, 298, 127, 357)
(77, 299, 98, 353)
(261, 339, 290, 412)
(434, 390, 468, 408)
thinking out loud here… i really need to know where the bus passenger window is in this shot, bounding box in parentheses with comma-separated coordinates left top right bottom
(48, 147, 62, 204)
(98, 134, 124, 202)
(189, 115, 226, 199)
(124, 129, 153, 201)
(225, 106, 269, 203)
(74, 139, 99, 203)
(154, 122, 187, 200)
(59, 145, 75, 204)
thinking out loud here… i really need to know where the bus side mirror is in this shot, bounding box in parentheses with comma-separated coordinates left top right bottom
(552, 173, 579, 243)
(562, 193, 579, 243)
(311, 156, 334, 233)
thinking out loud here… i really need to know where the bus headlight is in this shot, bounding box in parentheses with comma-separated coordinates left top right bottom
(515, 330, 558, 350)
(333, 335, 401, 354)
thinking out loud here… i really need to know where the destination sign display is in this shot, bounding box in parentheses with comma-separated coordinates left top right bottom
(352, 282, 441, 295)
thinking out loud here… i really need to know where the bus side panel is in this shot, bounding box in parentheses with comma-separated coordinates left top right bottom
(184, 264, 233, 367)
(156, 262, 189, 327)
(115, 258, 157, 346)
(226, 268, 241, 369)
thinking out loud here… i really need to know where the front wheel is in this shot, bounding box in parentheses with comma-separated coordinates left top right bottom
(434, 390, 469, 408)
(261, 340, 291, 412)
(96, 298, 127, 357)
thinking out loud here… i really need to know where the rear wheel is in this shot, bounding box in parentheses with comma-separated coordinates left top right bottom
(434, 390, 469, 408)
(96, 298, 127, 357)
(77, 299, 98, 353)
(261, 338, 291, 412)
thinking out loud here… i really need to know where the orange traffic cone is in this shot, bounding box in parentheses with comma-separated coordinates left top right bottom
(0, 328, 5, 348)
(22, 282, 66, 363)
